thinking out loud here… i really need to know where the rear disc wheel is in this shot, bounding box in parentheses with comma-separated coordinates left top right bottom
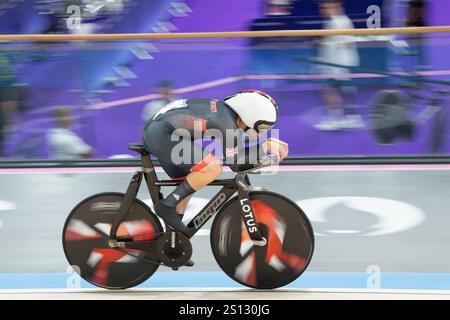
(62, 192, 163, 289)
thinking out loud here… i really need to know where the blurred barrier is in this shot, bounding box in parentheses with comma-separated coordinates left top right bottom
(0, 26, 450, 40)
(0, 26, 449, 160)
(2, 155, 450, 169)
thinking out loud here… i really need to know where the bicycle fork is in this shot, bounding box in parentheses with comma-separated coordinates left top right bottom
(236, 174, 267, 246)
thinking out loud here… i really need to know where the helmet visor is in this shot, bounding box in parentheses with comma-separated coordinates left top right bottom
(254, 120, 275, 132)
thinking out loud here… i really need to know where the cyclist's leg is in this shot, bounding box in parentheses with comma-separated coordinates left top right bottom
(156, 158, 221, 235)
(161, 153, 222, 215)
(186, 153, 222, 189)
(176, 195, 192, 215)
(175, 155, 223, 214)
(143, 121, 222, 234)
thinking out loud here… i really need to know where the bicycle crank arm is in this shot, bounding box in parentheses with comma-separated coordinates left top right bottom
(115, 241, 190, 269)
(108, 231, 165, 249)
(109, 239, 160, 250)
(115, 247, 163, 267)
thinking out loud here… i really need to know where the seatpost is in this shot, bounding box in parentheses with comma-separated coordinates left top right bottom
(142, 154, 162, 205)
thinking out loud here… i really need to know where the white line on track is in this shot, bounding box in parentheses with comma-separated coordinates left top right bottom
(1, 288, 450, 300)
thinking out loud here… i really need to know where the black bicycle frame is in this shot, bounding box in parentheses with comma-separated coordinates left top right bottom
(109, 151, 265, 242)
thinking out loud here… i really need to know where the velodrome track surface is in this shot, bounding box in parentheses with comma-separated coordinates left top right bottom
(0, 165, 450, 299)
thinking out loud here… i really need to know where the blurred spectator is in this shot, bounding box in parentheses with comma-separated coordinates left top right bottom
(141, 80, 177, 123)
(47, 107, 93, 159)
(405, 0, 427, 70)
(0, 53, 20, 157)
(314, 0, 363, 131)
(406, 0, 426, 27)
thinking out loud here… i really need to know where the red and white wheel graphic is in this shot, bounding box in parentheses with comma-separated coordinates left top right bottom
(210, 192, 314, 289)
(62, 193, 163, 289)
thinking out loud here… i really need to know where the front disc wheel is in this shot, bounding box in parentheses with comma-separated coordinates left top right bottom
(210, 191, 314, 289)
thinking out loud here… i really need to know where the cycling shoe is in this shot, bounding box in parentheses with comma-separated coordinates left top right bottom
(184, 259, 194, 267)
(175, 214, 195, 267)
(155, 203, 191, 236)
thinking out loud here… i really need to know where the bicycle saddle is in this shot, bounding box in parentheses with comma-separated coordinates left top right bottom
(128, 143, 149, 156)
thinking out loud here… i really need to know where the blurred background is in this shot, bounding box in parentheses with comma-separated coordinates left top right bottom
(0, 0, 448, 160)
(1, 1, 450, 294)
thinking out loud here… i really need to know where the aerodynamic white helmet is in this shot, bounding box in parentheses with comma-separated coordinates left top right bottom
(224, 90, 278, 131)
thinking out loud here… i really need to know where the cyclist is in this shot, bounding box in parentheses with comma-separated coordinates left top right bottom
(142, 90, 289, 237)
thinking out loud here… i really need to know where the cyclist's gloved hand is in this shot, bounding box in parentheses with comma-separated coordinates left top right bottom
(262, 138, 289, 160)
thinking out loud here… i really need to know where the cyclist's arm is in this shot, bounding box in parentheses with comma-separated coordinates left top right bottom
(210, 116, 266, 172)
